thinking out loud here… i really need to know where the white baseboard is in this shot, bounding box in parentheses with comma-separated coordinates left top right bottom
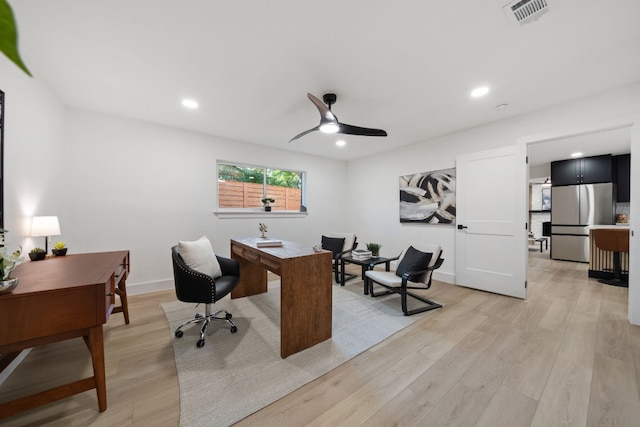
(127, 279, 174, 296)
(433, 271, 455, 284)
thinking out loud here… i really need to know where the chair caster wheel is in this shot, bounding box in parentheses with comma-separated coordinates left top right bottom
(196, 339, 205, 348)
(195, 313, 203, 319)
(226, 313, 233, 320)
(230, 325, 238, 333)
(175, 330, 183, 338)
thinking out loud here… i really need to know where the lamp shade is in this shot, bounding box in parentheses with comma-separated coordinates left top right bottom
(30, 216, 61, 237)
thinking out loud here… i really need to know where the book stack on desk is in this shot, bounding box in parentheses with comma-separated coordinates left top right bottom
(351, 249, 371, 260)
(256, 239, 283, 248)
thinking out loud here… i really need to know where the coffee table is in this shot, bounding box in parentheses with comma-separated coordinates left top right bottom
(340, 255, 398, 294)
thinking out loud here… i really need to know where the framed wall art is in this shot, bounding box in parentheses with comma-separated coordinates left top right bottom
(399, 167, 456, 224)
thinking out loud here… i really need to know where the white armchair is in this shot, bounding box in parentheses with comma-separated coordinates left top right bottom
(365, 242, 443, 316)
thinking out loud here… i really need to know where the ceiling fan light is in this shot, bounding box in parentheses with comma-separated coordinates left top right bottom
(320, 123, 339, 134)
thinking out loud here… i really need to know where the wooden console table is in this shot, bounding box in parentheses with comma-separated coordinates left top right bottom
(0, 251, 130, 419)
(230, 238, 332, 358)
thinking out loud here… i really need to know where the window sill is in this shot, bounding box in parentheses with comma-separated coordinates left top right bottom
(214, 210, 308, 219)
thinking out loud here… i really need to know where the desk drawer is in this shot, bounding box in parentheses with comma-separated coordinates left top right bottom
(114, 262, 127, 285)
(232, 245, 244, 258)
(0, 288, 99, 346)
(260, 256, 281, 275)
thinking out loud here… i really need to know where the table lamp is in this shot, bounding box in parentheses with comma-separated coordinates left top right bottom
(30, 216, 61, 255)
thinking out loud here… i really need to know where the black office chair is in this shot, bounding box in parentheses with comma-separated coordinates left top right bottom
(171, 245, 240, 348)
(365, 243, 444, 316)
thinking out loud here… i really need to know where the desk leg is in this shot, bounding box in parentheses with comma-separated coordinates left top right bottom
(113, 279, 130, 324)
(280, 253, 332, 358)
(84, 326, 107, 412)
(231, 254, 267, 298)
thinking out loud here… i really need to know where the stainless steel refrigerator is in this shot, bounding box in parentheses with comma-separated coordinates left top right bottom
(550, 183, 613, 262)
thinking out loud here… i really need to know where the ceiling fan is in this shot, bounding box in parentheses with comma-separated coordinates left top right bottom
(288, 93, 388, 143)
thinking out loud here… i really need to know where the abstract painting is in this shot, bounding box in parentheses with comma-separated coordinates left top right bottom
(399, 168, 456, 224)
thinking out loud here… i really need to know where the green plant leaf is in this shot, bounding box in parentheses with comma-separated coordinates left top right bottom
(0, 0, 32, 77)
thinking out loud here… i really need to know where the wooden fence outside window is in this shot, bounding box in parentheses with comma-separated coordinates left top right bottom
(218, 181, 301, 210)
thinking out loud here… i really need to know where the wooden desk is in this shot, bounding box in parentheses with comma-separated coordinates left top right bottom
(0, 251, 130, 418)
(230, 238, 332, 358)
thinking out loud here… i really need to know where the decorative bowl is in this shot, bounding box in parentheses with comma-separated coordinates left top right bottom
(0, 278, 19, 294)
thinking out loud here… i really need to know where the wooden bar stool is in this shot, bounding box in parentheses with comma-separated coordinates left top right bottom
(592, 228, 629, 287)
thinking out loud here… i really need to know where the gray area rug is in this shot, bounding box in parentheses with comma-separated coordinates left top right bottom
(161, 280, 426, 427)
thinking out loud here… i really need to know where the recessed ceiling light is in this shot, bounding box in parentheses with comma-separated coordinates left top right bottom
(336, 140, 346, 147)
(470, 86, 490, 98)
(181, 98, 199, 109)
(570, 152, 583, 158)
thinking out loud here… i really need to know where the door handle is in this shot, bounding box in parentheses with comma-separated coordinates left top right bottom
(457, 225, 468, 230)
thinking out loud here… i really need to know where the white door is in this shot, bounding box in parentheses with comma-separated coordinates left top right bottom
(455, 145, 528, 298)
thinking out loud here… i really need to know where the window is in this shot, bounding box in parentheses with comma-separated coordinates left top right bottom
(217, 162, 305, 212)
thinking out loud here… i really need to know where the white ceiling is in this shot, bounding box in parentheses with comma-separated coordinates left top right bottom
(12, 0, 640, 161)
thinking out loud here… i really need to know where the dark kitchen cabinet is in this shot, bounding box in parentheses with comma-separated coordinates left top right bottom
(551, 155, 612, 186)
(615, 154, 630, 202)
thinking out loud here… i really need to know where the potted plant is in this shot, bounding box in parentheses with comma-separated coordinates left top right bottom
(366, 242, 381, 258)
(0, 228, 23, 293)
(29, 247, 47, 261)
(261, 197, 275, 212)
(52, 241, 68, 256)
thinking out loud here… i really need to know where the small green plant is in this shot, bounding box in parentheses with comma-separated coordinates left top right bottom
(30, 247, 46, 254)
(366, 243, 381, 256)
(54, 241, 66, 250)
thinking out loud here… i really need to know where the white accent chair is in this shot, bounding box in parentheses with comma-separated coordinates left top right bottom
(365, 242, 443, 316)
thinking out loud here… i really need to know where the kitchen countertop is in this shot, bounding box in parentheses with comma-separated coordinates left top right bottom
(588, 224, 630, 229)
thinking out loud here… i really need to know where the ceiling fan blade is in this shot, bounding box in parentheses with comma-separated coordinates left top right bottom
(339, 123, 388, 137)
(288, 125, 320, 143)
(307, 93, 337, 123)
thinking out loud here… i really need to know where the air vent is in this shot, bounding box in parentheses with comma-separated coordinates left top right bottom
(503, 0, 549, 26)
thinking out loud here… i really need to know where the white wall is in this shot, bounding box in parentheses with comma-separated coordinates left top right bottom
(3, 53, 640, 323)
(347, 83, 640, 323)
(62, 109, 349, 292)
(1, 58, 67, 252)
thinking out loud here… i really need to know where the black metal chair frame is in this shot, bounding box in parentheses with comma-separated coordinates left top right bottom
(171, 245, 240, 348)
(331, 236, 358, 283)
(366, 252, 444, 316)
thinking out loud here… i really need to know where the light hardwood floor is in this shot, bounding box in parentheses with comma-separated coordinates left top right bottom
(1, 252, 639, 426)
